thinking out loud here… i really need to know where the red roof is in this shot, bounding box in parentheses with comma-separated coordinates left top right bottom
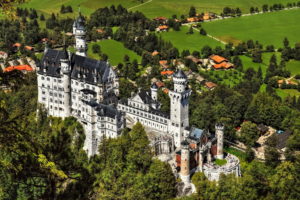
(152, 50, 159, 56)
(4, 65, 33, 72)
(153, 16, 167, 21)
(205, 81, 217, 89)
(25, 46, 34, 51)
(159, 60, 168, 65)
(158, 25, 169, 30)
(161, 70, 174, 76)
(163, 88, 169, 94)
(13, 43, 22, 47)
(213, 62, 233, 69)
(210, 55, 228, 63)
(156, 81, 165, 88)
(0, 51, 7, 55)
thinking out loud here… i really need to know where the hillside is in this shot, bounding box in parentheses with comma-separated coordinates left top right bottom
(20, 0, 294, 18)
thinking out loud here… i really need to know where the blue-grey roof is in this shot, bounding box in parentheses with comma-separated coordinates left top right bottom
(190, 128, 204, 140)
(173, 69, 187, 79)
(38, 49, 112, 85)
(151, 82, 158, 89)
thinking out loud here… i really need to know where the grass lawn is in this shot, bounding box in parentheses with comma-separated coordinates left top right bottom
(87, 40, 141, 66)
(131, 0, 293, 19)
(239, 55, 266, 75)
(286, 60, 300, 76)
(20, 0, 140, 16)
(158, 26, 224, 53)
(214, 159, 227, 166)
(276, 88, 300, 98)
(202, 9, 300, 48)
(207, 70, 242, 87)
(224, 146, 246, 161)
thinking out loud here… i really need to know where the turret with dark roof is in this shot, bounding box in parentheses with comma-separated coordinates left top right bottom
(173, 69, 187, 79)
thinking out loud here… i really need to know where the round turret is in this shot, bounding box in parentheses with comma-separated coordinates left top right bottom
(173, 70, 187, 93)
(60, 46, 70, 74)
(180, 140, 190, 184)
(215, 123, 224, 159)
(173, 69, 187, 79)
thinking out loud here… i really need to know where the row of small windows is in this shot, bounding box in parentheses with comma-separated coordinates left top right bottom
(41, 97, 64, 105)
(121, 106, 167, 124)
(41, 76, 62, 83)
(138, 118, 166, 130)
(49, 105, 64, 111)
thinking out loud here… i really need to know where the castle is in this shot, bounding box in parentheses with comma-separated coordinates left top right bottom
(36, 13, 240, 184)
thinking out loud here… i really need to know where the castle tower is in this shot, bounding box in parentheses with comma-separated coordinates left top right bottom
(215, 123, 224, 159)
(74, 12, 87, 57)
(180, 140, 190, 184)
(151, 82, 158, 101)
(168, 70, 191, 147)
(198, 147, 204, 172)
(60, 47, 71, 117)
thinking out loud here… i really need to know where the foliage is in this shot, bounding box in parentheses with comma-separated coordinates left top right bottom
(239, 121, 259, 147)
(92, 123, 176, 199)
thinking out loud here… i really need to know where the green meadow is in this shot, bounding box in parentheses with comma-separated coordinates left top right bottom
(286, 60, 300, 76)
(131, 0, 294, 18)
(158, 26, 224, 53)
(202, 9, 300, 48)
(87, 40, 141, 66)
(19, 0, 294, 19)
(20, 0, 139, 16)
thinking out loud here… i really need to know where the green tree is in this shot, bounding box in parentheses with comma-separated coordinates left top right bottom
(239, 121, 259, 146)
(189, 6, 196, 17)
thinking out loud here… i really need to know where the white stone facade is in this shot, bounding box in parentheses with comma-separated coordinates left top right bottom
(37, 14, 123, 157)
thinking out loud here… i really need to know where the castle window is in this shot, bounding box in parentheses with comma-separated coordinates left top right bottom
(41, 76, 44, 80)
(47, 77, 50, 81)
(42, 97, 46, 101)
(42, 91, 45, 95)
(54, 79, 56, 82)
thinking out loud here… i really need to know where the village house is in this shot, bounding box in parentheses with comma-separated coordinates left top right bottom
(159, 60, 169, 69)
(0, 51, 8, 60)
(25, 46, 34, 51)
(4, 64, 33, 73)
(204, 81, 217, 90)
(152, 50, 159, 56)
(161, 70, 174, 78)
(153, 16, 168, 24)
(186, 55, 202, 65)
(156, 25, 169, 32)
(209, 55, 234, 70)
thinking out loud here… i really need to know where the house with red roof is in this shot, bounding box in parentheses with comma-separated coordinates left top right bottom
(156, 25, 169, 32)
(159, 60, 169, 69)
(25, 46, 34, 51)
(4, 65, 33, 73)
(204, 81, 217, 90)
(209, 55, 234, 70)
(0, 51, 8, 59)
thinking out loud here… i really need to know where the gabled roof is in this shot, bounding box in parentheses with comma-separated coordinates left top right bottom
(209, 55, 228, 63)
(173, 69, 187, 79)
(4, 65, 33, 72)
(213, 62, 234, 69)
(39, 48, 113, 85)
(190, 128, 204, 140)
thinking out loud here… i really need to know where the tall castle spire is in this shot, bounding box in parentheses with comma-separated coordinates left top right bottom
(168, 69, 192, 147)
(73, 9, 87, 57)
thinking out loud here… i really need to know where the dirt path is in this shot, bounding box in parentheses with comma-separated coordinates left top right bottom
(128, 0, 153, 11)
